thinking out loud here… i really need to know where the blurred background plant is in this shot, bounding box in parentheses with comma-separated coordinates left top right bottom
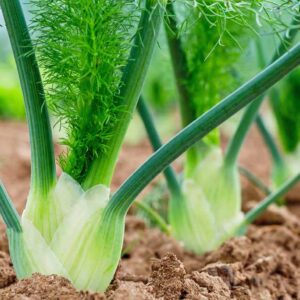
(249, 15, 300, 190)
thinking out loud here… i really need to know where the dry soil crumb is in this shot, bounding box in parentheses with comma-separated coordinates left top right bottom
(148, 253, 186, 300)
(184, 271, 231, 299)
(106, 281, 153, 300)
(0, 224, 9, 254)
(119, 216, 186, 277)
(0, 251, 16, 289)
(109, 211, 300, 299)
(0, 273, 106, 300)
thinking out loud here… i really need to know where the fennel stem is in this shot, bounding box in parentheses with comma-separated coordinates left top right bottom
(238, 166, 271, 195)
(105, 42, 300, 217)
(0, 182, 28, 277)
(137, 97, 182, 199)
(0, 0, 56, 197)
(256, 114, 288, 204)
(83, 2, 165, 189)
(134, 200, 170, 235)
(255, 114, 285, 170)
(242, 173, 300, 226)
(224, 15, 300, 169)
(165, 3, 196, 127)
(0, 182, 21, 232)
(137, 96, 185, 228)
(224, 95, 265, 167)
(165, 2, 202, 175)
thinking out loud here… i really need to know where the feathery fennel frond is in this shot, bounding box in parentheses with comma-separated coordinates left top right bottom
(30, 0, 139, 183)
(185, 16, 247, 108)
(180, 0, 298, 34)
(169, 1, 256, 147)
(173, 0, 297, 146)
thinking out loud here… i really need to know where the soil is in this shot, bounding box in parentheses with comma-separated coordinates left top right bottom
(1, 120, 300, 299)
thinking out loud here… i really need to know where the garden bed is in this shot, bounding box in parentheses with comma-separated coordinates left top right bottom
(0, 120, 300, 299)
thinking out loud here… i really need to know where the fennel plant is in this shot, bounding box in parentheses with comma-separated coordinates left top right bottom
(1, 0, 166, 291)
(139, 1, 300, 253)
(224, 12, 300, 194)
(0, 0, 300, 293)
(265, 67, 300, 188)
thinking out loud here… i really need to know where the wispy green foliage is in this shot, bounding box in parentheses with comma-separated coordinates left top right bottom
(183, 12, 248, 113)
(180, 0, 298, 33)
(30, 0, 139, 183)
(173, 0, 298, 146)
(169, 1, 257, 146)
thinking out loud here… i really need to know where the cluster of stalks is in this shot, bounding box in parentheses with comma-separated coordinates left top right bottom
(0, 0, 300, 292)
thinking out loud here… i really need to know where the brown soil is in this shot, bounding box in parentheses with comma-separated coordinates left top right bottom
(1, 120, 300, 299)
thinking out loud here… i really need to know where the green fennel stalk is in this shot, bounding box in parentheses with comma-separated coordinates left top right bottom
(137, 96, 182, 199)
(165, 2, 203, 175)
(270, 69, 300, 154)
(242, 173, 300, 227)
(0, 0, 56, 197)
(238, 165, 271, 196)
(109, 42, 300, 214)
(255, 114, 289, 191)
(256, 114, 284, 171)
(224, 14, 300, 190)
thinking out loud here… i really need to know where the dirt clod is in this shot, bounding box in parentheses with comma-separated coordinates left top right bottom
(205, 236, 251, 264)
(0, 251, 16, 289)
(184, 271, 231, 299)
(0, 273, 106, 300)
(119, 217, 184, 278)
(148, 253, 186, 300)
(201, 262, 238, 287)
(107, 281, 153, 300)
(0, 225, 9, 254)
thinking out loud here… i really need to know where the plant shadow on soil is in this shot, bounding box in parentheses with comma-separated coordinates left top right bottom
(0, 120, 300, 299)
